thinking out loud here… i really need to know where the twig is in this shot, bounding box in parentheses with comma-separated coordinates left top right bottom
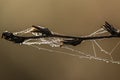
(2, 21, 120, 46)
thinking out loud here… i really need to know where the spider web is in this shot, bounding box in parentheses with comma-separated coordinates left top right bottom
(13, 26, 120, 64)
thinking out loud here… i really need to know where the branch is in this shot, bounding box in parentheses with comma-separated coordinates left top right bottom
(2, 22, 120, 46)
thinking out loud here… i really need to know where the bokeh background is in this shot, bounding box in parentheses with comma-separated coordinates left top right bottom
(0, 0, 120, 80)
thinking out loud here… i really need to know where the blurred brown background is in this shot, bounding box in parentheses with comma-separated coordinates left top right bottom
(0, 0, 120, 80)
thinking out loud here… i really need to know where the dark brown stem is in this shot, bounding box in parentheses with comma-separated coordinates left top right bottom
(25, 34, 120, 40)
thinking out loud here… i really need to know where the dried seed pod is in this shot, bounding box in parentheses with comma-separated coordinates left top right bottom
(32, 25, 52, 36)
(103, 21, 120, 35)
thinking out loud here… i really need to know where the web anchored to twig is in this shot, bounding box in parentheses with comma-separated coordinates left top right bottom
(2, 22, 120, 64)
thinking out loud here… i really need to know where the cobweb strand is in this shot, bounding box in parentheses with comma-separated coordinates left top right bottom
(13, 26, 120, 64)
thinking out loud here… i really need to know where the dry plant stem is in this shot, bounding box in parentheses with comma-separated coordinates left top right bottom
(25, 34, 120, 41)
(2, 21, 120, 45)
